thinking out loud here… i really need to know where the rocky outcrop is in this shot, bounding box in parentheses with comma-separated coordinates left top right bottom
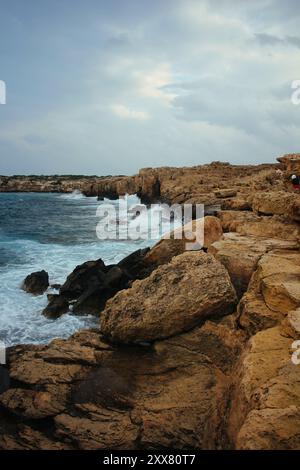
(22, 270, 49, 295)
(1, 161, 278, 206)
(3, 153, 300, 450)
(40, 250, 153, 318)
(0, 319, 245, 450)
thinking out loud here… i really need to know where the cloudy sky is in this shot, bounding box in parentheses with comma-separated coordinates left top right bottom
(0, 0, 300, 175)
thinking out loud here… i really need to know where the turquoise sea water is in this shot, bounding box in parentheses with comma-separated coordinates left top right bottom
(0, 192, 154, 346)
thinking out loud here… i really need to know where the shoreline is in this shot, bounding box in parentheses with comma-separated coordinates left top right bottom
(1, 153, 300, 450)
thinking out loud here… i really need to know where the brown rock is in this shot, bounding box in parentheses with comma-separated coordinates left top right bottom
(281, 309, 300, 339)
(101, 251, 237, 344)
(22, 270, 49, 295)
(0, 387, 67, 419)
(217, 211, 300, 241)
(209, 233, 298, 298)
(143, 216, 223, 269)
(252, 190, 300, 221)
(229, 326, 300, 450)
(214, 188, 237, 198)
(237, 291, 283, 335)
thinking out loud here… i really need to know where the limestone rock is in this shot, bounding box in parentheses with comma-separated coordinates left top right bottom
(252, 190, 300, 221)
(281, 309, 300, 339)
(237, 291, 283, 336)
(217, 211, 300, 241)
(0, 318, 245, 450)
(214, 188, 237, 198)
(101, 251, 237, 344)
(143, 216, 223, 269)
(255, 251, 300, 314)
(229, 326, 300, 450)
(209, 233, 298, 298)
(277, 153, 300, 177)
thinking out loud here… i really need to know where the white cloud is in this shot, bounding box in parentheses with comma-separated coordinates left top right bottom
(111, 104, 150, 120)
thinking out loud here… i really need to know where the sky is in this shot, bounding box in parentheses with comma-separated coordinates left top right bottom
(0, 0, 300, 175)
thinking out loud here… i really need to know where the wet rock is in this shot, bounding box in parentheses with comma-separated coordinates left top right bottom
(0, 366, 10, 394)
(60, 259, 106, 300)
(101, 251, 237, 344)
(42, 294, 69, 319)
(72, 266, 131, 315)
(117, 248, 150, 279)
(22, 270, 49, 295)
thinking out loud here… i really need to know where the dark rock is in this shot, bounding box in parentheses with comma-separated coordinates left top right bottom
(117, 248, 150, 279)
(22, 270, 49, 295)
(60, 259, 106, 300)
(50, 283, 61, 290)
(0, 366, 10, 394)
(72, 266, 130, 316)
(47, 250, 151, 318)
(42, 295, 69, 319)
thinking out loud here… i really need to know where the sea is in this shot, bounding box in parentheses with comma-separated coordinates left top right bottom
(0, 191, 176, 346)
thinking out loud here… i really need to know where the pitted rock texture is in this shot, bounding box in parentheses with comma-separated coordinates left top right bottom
(101, 251, 237, 344)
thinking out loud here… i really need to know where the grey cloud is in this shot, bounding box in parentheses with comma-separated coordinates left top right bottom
(255, 32, 300, 48)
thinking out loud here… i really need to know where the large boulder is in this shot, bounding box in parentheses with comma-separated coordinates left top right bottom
(101, 251, 237, 344)
(22, 270, 49, 295)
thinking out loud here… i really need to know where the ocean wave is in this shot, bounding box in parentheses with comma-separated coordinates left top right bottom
(59, 189, 86, 200)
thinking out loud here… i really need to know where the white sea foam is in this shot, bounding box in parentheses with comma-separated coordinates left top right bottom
(0, 193, 155, 346)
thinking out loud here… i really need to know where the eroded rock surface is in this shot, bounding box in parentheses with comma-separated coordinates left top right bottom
(101, 251, 237, 344)
(2, 153, 300, 450)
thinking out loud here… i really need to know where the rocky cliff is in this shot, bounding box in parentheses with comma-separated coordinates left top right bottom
(1, 153, 300, 450)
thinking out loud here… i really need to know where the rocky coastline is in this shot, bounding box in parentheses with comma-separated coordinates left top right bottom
(1, 153, 300, 450)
